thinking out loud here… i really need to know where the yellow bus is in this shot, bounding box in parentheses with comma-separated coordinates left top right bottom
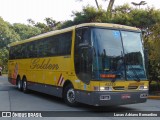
(8, 23, 148, 106)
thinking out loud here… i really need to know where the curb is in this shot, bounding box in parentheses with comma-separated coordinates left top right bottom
(148, 96, 160, 100)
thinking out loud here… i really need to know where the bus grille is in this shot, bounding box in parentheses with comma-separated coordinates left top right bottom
(113, 86, 125, 90)
(128, 86, 138, 90)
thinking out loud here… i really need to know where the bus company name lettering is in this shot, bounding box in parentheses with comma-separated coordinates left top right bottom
(30, 58, 59, 70)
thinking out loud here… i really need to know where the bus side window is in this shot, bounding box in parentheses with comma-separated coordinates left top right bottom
(28, 42, 36, 58)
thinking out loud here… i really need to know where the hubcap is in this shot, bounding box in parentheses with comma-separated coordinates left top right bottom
(23, 81, 26, 91)
(18, 80, 21, 89)
(67, 88, 75, 103)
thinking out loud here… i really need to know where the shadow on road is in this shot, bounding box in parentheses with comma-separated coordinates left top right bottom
(22, 89, 136, 112)
(0, 76, 137, 113)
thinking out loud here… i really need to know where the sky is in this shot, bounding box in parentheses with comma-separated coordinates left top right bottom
(0, 0, 159, 24)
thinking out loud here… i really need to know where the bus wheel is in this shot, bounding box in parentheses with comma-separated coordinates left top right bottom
(17, 78, 22, 91)
(22, 78, 28, 93)
(64, 84, 76, 106)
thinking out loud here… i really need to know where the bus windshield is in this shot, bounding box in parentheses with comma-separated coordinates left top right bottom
(91, 28, 147, 81)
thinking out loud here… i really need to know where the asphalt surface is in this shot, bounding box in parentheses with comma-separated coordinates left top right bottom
(0, 76, 159, 120)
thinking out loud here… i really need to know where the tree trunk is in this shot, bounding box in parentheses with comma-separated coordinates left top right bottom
(107, 0, 115, 19)
(95, 0, 100, 10)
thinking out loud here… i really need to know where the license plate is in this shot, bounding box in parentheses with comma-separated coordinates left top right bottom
(100, 95, 110, 100)
(121, 94, 131, 99)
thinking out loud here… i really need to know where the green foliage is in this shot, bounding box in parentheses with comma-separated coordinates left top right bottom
(111, 4, 160, 29)
(72, 6, 107, 24)
(0, 18, 41, 72)
(0, 17, 20, 48)
(59, 20, 74, 29)
(28, 17, 61, 33)
(60, 6, 108, 28)
(146, 23, 160, 81)
(0, 47, 8, 72)
(0, 17, 19, 72)
(61, 4, 160, 31)
(111, 4, 133, 26)
(130, 8, 160, 29)
(12, 23, 41, 40)
(149, 81, 160, 92)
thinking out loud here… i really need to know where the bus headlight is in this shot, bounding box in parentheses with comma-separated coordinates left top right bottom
(139, 85, 148, 90)
(94, 86, 113, 91)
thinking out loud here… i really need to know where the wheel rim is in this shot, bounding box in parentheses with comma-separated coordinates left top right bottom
(67, 88, 75, 103)
(23, 81, 26, 91)
(18, 80, 21, 89)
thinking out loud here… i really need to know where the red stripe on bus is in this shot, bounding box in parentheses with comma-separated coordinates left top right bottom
(60, 77, 64, 85)
(57, 74, 62, 85)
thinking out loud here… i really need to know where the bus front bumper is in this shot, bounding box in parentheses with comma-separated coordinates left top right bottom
(75, 90, 148, 106)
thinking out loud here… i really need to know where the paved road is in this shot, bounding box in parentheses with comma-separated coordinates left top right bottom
(0, 76, 159, 120)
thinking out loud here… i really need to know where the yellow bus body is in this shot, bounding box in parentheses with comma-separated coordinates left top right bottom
(8, 23, 148, 106)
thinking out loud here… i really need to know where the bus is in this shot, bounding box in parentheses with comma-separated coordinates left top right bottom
(8, 23, 148, 106)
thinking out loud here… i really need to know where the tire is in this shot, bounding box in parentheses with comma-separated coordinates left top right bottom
(17, 78, 22, 91)
(22, 78, 28, 93)
(63, 84, 77, 106)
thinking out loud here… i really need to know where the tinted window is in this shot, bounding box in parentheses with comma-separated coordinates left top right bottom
(9, 31, 72, 59)
(74, 27, 92, 84)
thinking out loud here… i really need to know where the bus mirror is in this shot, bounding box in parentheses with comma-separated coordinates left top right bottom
(78, 42, 90, 49)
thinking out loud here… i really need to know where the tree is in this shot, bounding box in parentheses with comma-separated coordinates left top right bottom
(71, 6, 107, 24)
(111, 4, 132, 25)
(0, 47, 8, 72)
(0, 17, 20, 48)
(76, 0, 115, 19)
(76, 0, 100, 10)
(147, 23, 160, 83)
(106, 0, 115, 19)
(0, 17, 20, 72)
(131, 1, 147, 9)
(44, 17, 61, 30)
(12, 23, 41, 40)
(95, 0, 100, 9)
(27, 18, 61, 33)
(111, 4, 160, 29)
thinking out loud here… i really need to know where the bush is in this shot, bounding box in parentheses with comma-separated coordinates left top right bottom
(149, 81, 160, 92)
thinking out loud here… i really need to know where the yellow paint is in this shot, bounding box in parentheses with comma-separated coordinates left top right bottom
(8, 23, 147, 93)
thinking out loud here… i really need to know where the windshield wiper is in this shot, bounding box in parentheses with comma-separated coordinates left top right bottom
(124, 51, 141, 82)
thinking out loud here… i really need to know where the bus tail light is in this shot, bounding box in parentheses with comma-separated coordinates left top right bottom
(93, 86, 112, 91)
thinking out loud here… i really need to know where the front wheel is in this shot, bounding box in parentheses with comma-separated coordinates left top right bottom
(63, 84, 77, 106)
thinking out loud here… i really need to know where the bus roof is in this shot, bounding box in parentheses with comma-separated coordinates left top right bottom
(9, 23, 141, 47)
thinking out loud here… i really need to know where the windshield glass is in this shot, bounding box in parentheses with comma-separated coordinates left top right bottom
(92, 28, 125, 80)
(122, 31, 147, 80)
(91, 28, 147, 81)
